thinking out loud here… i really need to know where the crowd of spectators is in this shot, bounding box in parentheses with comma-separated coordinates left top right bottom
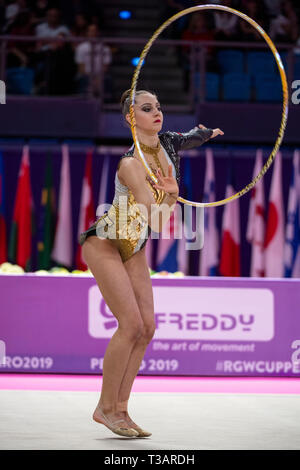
(161, 0, 300, 44)
(1, 0, 300, 97)
(0, 0, 112, 96)
(160, 0, 300, 88)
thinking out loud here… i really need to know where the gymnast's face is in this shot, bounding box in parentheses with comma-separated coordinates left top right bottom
(126, 93, 163, 134)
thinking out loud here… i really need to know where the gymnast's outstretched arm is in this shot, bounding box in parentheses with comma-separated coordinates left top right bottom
(162, 124, 224, 151)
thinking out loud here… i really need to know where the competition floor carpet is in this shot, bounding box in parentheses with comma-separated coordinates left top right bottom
(0, 374, 300, 450)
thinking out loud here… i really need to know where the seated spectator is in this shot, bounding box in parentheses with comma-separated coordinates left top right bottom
(239, 0, 269, 42)
(35, 7, 70, 50)
(269, 0, 298, 43)
(75, 23, 112, 96)
(6, 9, 35, 68)
(213, 0, 239, 41)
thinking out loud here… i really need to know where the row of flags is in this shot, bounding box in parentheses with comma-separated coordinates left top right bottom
(1, 144, 80, 271)
(0, 145, 300, 277)
(155, 148, 300, 278)
(204, 148, 300, 277)
(0, 145, 121, 272)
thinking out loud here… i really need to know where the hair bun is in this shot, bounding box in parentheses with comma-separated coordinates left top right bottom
(120, 89, 131, 106)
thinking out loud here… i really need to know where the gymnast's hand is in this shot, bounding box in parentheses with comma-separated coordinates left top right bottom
(198, 123, 224, 139)
(153, 165, 179, 196)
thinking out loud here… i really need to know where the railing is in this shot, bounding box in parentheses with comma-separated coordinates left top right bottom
(0, 35, 297, 113)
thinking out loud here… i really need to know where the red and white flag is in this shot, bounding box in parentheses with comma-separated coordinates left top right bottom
(52, 144, 73, 268)
(219, 181, 241, 277)
(246, 149, 265, 277)
(76, 149, 95, 270)
(264, 151, 284, 277)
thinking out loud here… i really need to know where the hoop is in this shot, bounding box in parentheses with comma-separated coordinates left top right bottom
(129, 4, 288, 207)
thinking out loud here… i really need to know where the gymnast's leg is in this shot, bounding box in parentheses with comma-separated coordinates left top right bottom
(81, 236, 144, 431)
(116, 246, 156, 429)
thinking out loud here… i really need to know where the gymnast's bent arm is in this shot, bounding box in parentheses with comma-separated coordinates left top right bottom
(118, 158, 178, 233)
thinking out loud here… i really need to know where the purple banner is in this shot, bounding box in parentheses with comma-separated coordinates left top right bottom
(0, 274, 300, 376)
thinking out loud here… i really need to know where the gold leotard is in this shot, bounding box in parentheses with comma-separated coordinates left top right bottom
(79, 146, 175, 262)
(78, 127, 214, 262)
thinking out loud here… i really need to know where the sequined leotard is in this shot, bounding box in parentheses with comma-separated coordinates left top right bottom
(78, 126, 213, 262)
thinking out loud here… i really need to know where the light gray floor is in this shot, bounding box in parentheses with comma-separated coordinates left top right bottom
(0, 390, 300, 450)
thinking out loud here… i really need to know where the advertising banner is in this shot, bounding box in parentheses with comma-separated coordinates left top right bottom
(0, 275, 300, 376)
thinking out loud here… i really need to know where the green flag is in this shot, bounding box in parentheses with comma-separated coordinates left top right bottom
(37, 153, 57, 270)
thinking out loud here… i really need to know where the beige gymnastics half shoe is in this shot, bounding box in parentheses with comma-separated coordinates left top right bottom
(116, 400, 152, 437)
(133, 426, 152, 438)
(93, 406, 139, 437)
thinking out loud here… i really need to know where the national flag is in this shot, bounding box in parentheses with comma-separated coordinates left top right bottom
(246, 149, 266, 277)
(8, 145, 35, 271)
(199, 148, 219, 276)
(284, 150, 300, 277)
(219, 166, 241, 277)
(156, 204, 181, 273)
(52, 144, 73, 268)
(75, 149, 95, 270)
(0, 152, 7, 264)
(36, 153, 56, 270)
(264, 152, 285, 277)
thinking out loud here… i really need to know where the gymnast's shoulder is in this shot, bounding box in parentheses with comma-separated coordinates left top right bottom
(117, 155, 145, 186)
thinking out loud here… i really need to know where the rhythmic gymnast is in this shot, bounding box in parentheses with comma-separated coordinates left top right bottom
(79, 89, 224, 437)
